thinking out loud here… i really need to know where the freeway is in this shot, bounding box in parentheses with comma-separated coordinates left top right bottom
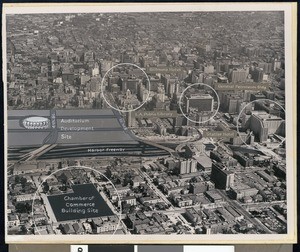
(8, 108, 174, 161)
(138, 139, 179, 157)
(19, 144, 57, 161)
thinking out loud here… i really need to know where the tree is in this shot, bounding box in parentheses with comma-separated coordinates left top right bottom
(190, 177, 198, 183)
(105, 168, 112, 179)
(59, 185, 67, 192)
(42, 181, 50, 193)
(123, 173, 132, 186)
(58, 162, 62, 169)
(176, 221, 182, 226)
(14, 175, 20, 184)
(15, 202, 31, 213)
(20, 177, 27, 186)
(20, 225, 28, 234)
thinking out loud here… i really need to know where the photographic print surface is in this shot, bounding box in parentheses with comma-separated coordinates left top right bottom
(3, 3, 296, 244)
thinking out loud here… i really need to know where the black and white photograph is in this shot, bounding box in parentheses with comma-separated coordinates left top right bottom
(3, 3, 296, 244)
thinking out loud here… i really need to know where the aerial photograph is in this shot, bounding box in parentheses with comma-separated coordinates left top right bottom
(5, 10, 289, 239)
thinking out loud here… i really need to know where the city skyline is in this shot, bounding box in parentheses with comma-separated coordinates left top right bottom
(3, 3, 296, 244)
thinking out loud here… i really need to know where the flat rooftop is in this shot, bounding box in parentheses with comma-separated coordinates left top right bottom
(187, 94, 213, 99)
(252, 111, 282, 120)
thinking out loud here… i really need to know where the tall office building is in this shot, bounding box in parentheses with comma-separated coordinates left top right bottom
(137, 84, 148, 102)
(100, 60, 113, 72)
(157, 84, 165, 102)
(258, 62, 273, 74)
(92, 62, 100, 76)
(204, 65, 214, 74)
(126, 79, 139, 94)
(273, 59, 281, 71)
(224, 94, 243, 113)
(228, 68, 248, 83)
(249, 111, 284, 142)
(179, 159, 197, 174)
(211, 163, 235, 190)
(185, 93, 214, 113)
(126, 111, 136, 128)
(250, 67, 264, 83)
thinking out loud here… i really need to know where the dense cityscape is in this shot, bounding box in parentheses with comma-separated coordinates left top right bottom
(6, 12, 287, 236)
